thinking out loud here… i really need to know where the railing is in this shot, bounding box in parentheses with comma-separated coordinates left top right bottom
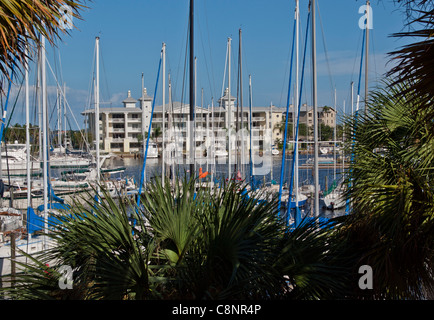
(127, 117, 141, 122)
(111, 118, 125, 123)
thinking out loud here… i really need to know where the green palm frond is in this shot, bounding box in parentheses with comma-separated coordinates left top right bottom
(0, 0, 88, 86)
(387, 3, 434, 118)
(342, 80, 434, 299)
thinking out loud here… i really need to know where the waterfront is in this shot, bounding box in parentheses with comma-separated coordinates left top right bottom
(102, 153, 347, 219)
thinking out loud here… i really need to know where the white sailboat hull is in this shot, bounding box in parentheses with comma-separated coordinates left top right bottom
(323, 190, 346, 210)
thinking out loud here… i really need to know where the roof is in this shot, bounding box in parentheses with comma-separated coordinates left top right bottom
(218, 88, 236, 103)
(122, 90, 137, 104)
(80, 102, 335, 115)
(137, 88, 153, 102)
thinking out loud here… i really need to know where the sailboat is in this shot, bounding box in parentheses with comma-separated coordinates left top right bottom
(322, 177, 346, 210)
(1, 35, 58, 277)
(88, 37, 138, 198)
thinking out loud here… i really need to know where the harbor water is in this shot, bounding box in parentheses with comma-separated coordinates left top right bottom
(103, 153, 347, 219)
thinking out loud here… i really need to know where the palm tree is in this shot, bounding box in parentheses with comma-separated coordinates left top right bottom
(0, 0, 87, 88)
(387, 0, 434, 118)
(340, 80, 434, 299)
(1, 176, 356, 300)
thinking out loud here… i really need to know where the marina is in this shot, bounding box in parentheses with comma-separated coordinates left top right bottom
(0, 0, 431, 302)
(1, 0, 349, 278)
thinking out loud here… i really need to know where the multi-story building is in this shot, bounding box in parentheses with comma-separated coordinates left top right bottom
(82, 89, 336, 154)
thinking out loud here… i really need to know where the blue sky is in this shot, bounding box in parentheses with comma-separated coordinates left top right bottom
(7, 0, 412, 129)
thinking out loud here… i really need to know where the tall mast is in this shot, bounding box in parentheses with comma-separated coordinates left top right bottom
(162, 42, 166, 186)
(333, 88, 337, 181)
(168, 73, 176, 187)
(294, 0, 300, 216)
(249, 75, 254, 180)
(41, 34, 48, 234)
(194, 56, 197, 173)
(141, 72, 146, 186)
(270, 102, 273, 182)
(95, 36, 100, 185)
(57, 88, 61, 148)
(210, 97, 214, 185)
(312, 0, 320, 217)
(38, 49, 42, 165)
(239, 28, 244, 178)
(364, 0, 370, 113)
(189, 0, 195, 176)
(63, 82, 67, 149)
(351, 81, 354, 117)
(25, 41, 31, 208)
(227, 37, 232, 179)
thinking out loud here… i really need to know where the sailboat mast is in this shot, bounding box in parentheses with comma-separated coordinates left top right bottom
(227, 37, 232, 179)
(95, 36, 101, 185)
(25, 42, 31, 208)
(189, 0, 195, 176)
(334, 88, 337, 181)
(57, 88, 61, 148)
(168, 73, 176, 187)
(64, 83, 66, 149)
(249, 75, 254, 180)
(162, 42, 166, 186)
(194, 56, 197, 173)
(294, 0, 300, 213)
(270, 102, 273, 182)
(210, 97, 214, 185)
(311, 0, 320, 217)
(41, 34, 48, 234)
(38, 49, 42, 165)
(351, 81, 354, 117)
(364, 0, 370, 113)
(141, 73, 146, 186)
(239, 28, 244, 178)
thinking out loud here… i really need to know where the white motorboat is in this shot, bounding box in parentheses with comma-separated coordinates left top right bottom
(142, 142, 158, 159)
(215, 148, 228, 157)
(1, 143, 41, 176)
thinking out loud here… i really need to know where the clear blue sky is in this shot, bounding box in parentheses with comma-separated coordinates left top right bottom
(8, 0, 412, 129)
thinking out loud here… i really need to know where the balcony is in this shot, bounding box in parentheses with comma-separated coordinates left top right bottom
(127, 117, 141, 122)
(127, 126, 142, 132)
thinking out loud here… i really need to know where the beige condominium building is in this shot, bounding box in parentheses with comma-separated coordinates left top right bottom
(82, 88, 336, 154)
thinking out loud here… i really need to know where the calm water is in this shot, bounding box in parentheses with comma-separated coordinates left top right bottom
(102, 153, 346, 219)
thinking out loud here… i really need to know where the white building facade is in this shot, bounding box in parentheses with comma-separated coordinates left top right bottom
(82, 89, 336, 154)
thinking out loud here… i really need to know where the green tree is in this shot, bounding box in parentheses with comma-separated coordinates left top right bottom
(0, 0, 87, 87)
(340, 81, 434, 298)
(1, 177, 353, 300)
(319, 123, 333, 141)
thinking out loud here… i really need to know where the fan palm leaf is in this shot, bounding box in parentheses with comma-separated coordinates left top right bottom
(342, 80, 434, 299)
(0, 0, 87, 87)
